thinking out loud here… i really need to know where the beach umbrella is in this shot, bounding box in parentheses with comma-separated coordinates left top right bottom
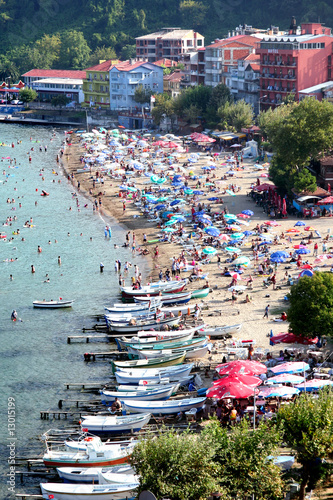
(216, 360, 267, 376)
(155, 204, 166, 210)
(162, 227, 175, 233)
(220, 234, 230, 241)
(295, 379, 333, 392)
(226, 189, 236, 196)
(286, 228, 300, 233)
(270, 361, 310, 375)
(243, 230, 254, 236)
(205, 227, 220, 237)
(208, 197, 219, 201)
(269, 333, 318, 345)
(265, 220, 280, 226)
(294, 221, 306, 226)
(258, 241, 273, 246)
(207, 380, 259, 399)
(127, 186, 138, 192)
(298, 269, 314, 278)
(270, 251, 289, 263)
(172, 215, 186, 222)
(242, 210, 254, 217)
(237, 213, 250, 218)
(184, 188, 193, 195)
(267, 374, 305, 385)
(170, 199, 183, 206)
(314, 254, 332, 264)
(304, 226, 316, 231)
(157, 178, 166, 184)
(225, 246, 242, 254)
(202, 246, 217, 255)
(202, 166, 211, 170)
(151, 175, 160, 183)
(157, 196, 169, 202)
(259, 386, 300, 398)
(228, 224, 242, 231)
(193, 190, 204, 195)
(215, 373, 262, 388)
(224, 214, 237, 219)
(233, 256, 250, 266)
(164, 219, 177, 226)
(295, 248, 311, 255)
(230, 232, 244, 240)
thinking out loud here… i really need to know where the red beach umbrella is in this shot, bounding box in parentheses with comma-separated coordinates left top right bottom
(216, 360, 267, 376)
(213, 373, 262, 388)
(207, 380, 259, 399)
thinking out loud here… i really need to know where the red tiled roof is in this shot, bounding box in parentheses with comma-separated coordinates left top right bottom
(207, 34, 260, 48)
(86, 60, 120, 71)
(244, 53, 260, 62)
(155, 58, 178, 68)
(114, 60, 161, 72)
(163, 71, 185, 82)
(22, 69, 87, 79)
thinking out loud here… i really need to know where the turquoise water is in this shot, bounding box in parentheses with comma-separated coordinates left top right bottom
(0, 124, 148, 498)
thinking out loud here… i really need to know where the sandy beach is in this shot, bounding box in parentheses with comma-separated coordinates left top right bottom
(61, 131, 333, 356)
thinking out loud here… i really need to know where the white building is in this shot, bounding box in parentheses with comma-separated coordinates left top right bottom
(30, 78, 84, 103)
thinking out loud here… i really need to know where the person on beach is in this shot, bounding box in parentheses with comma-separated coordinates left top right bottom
(263, 304, 270, 319)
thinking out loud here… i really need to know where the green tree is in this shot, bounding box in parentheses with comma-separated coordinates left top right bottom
(203, 418, 285, 500)
(130, 427, 220, 500)
(206, 83, 232, 124)
(151, 93, 175, 125)
(51, 95, 71, 107)
(179, 0, 208, 28)
(133, 84, 152, 105)
(173, 84, 212, 119)
(257, 103, 295, 142)
(18, 88, 37, 103)
(120, 44, 136, 61)
(218, 99, 254, 132)
(34, 34, 61, 68)
(277, 390, 333, 500)
(58, 30, 91, 69)
(88, 46, 117, 66)
(287, 272, 333, 339)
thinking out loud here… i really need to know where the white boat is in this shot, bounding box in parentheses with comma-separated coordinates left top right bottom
(126, 336, 208, 355)
(204, 323, 243, 337)
(57, 465, 135, 483)
(107, 315, 181, 333)
(40, 481, 138, 500)
(43, 437, 135, 468)
(80, 413, 151, 436)
(101, 386, 173, 404)
(121, 279, 187, 299)
(33, 299, 74, 309)
(122, 397, 206, 415)
(105, 300, 161, 313)
(117, 383, 180, 393)
(115, 326, 202, 351)
(136, 345, 209, 360)
(114, 364, 193, 385)
(134, 291, 191, 305)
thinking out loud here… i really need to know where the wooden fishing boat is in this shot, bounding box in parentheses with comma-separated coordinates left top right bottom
(111, 352, 186, 373)
(134, 291, 191, 305)
(204, 323, 243, 337)
(105, 300, 161, 314)
(191, 288, 210, 299)
(116, 383, 180, 394)
(101, 386, 174, 404)
(126, 336, 208, 356)
(107, 315, 181, 333)
(40, 481, 138, 500)
(33, 299, 74, 309)
(122, 397, 206, 415)
(80, 413, 151, 436)
(43, 438, 135, 468)
(114, 364, 193, 385)
(56, 464, 135, 483)
(121, 279, 187, 299)
(114, 325, 204, 351)
(135, 345, 209, 360)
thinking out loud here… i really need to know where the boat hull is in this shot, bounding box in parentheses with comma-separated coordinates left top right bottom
(123, 397, 206, 415)
(33, 300, 73, 308)
(40, 482, 138, 500)
(101, 387, 173, 404)
(111, 353, 186, 372)
(43, 455, 131, 468)
(204, 323, 243, 337)
(134, 292, 191, 305)
(191, 288, 210, 299)
(56, 465, 135, 483)
(107, 316, 181, 333)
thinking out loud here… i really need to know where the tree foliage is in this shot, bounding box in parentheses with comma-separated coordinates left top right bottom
(18, 87, 37, 103)
(277, 389, 333, 500)
(218, 99, 254, 131)
(58, 30, 91, 69)
(151, 92, 175, 125)
(173, 84, 212, 120)
(203, 418, 285, 500)
(287, 272, 333, 338)
(130, 427, 220, 500)
(88, 45, 117, 66)
(133, 84, 152, 105)
(257, 103, 295, 142)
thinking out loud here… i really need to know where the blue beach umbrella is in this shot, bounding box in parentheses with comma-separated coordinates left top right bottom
(172, 216, 186, 222)
(294, 221, 306, 226)
(295, 379, 333, 392)
(170, 199, 183, 206)
(230, 232, 244, 240)
(208, 197, 219, 201)
(295, 248, 310, 255)
(202, 246, 217, 255)
(225, 246, 242, 254)
(205, 227, 220, 237)
(259, 241, 273, 246)
(270, 251, 289, 263)
(243, 230, 254, 236)
(193, 190, 204, 195)
(270, 361, 310, 375)
(242, 210, 254, 216)
(155, 204, 166, 210)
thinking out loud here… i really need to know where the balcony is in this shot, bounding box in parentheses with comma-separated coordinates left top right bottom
(128, 78, 143, 84)
(205, 56, 221, 62)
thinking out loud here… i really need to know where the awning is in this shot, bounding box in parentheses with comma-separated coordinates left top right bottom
(219, 135, 234, 140)
(297, 195, 321, 202)
(234, 133, 246, 138)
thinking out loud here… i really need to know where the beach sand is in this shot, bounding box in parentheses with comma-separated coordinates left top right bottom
(61, 133, 333, 356)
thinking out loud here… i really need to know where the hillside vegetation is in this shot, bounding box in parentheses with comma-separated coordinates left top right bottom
(1, 0, 332, 78)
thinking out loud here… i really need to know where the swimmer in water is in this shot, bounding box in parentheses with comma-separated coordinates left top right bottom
(31, 265, 35, 273)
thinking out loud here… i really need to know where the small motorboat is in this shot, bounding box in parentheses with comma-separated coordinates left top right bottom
(114, 364, 193, 385)
(135, 344, 209, 361)
(33, 299, 74, 309)
(42, 436, 135, 468)
(122, 397, 207, 415)
(101, 386, 173, 404)
(80, 413, 151, 436)
(191, 288, 210, 299)
(121, 279, 187, 299)
(40, 480, 138, 500)
(56, 464, 135, 483)
(126, 336, 208, 356)
(204, 323, 243, 337)
(111, 352, 186, 373)
(134, 291, 191, 305)
(106, 315, 181, 333)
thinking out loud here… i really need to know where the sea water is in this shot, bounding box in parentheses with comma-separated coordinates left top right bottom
(0, 124, 148, 498)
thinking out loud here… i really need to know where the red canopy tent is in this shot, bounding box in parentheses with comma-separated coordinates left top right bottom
(270, 332, 318, 345)
(253, 183, 276, 192)
(317, 196, 333, 205)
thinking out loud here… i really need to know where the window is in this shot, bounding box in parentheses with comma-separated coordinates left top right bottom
(197, 39, 202, 46)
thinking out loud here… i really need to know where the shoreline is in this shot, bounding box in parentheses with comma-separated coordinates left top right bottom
(60, 131, 332, 356)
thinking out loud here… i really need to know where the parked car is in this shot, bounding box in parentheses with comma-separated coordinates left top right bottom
(11, 100, 23, 105)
